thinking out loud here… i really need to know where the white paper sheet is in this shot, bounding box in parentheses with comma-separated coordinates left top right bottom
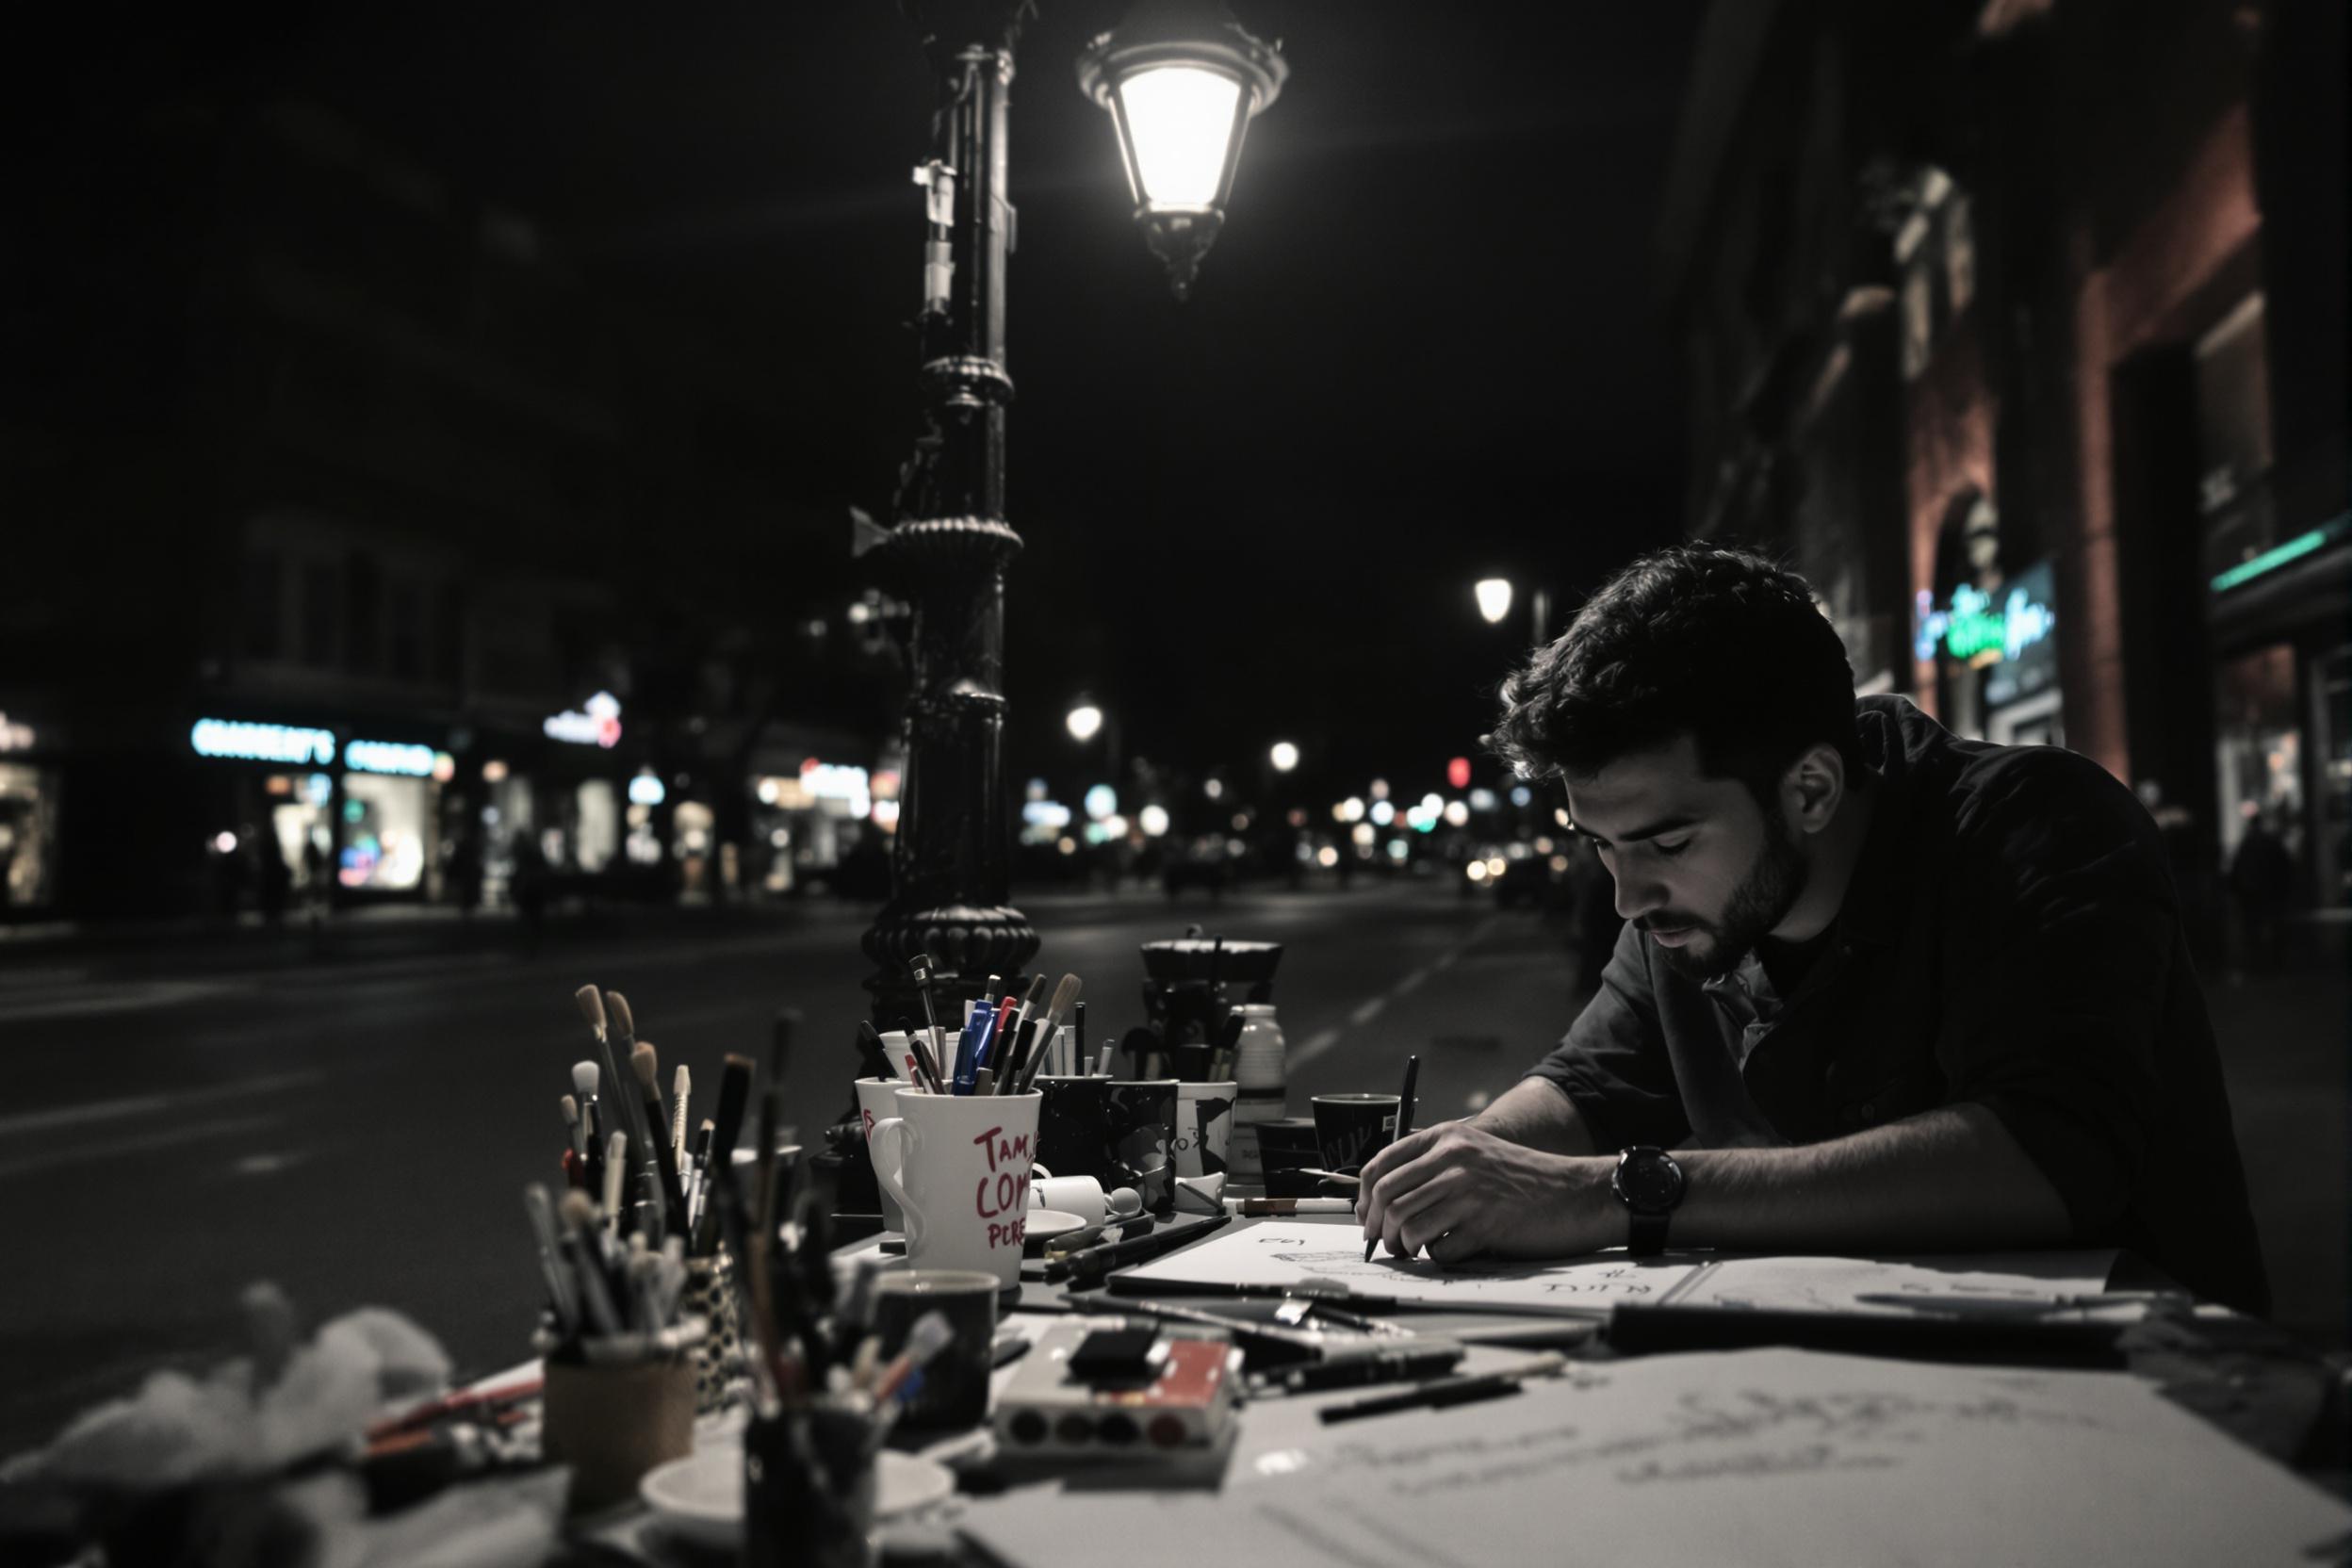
(1666, 1250, 2123, 1315)
(1108, 1220, 1701, 1314)
(956, 1347, 2352, 1568)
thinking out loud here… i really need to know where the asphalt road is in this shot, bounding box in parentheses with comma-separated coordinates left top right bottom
(0, 882, 1584, 1455)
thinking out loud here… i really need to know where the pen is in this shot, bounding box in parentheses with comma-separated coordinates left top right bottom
(1852, 1290, 2186, 1315)
(1366, 1054, 1418, 1262)
(1279, 1344, 1465, 1394)
(1319, 1361, 1554, 1425)
(1053, 1214, 1231, 1284)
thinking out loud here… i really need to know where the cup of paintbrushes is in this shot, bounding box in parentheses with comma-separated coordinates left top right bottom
(542, 1348, 697, 1515)
(741, 1396, 878, 1568)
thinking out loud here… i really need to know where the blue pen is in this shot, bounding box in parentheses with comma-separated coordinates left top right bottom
(954, 1005, 991, 1095)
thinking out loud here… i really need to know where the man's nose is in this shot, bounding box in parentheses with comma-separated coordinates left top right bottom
(1612, 869, 1664, 923)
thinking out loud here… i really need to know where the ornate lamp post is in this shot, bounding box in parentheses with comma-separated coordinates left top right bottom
(862, 1, 1284, 1020)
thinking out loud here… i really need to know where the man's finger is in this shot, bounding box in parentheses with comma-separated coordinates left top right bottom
(1425, 1224, 1488, 1266)
(1394, 1186, 1481, 1258)
(1357, 1123, 1443, 1200)
(1358, 1128, 1447, 1235)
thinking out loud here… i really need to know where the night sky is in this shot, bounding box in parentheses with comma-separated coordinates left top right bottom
(59, 2, 1705, 796)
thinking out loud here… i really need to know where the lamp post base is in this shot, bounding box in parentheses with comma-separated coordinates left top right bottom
(862, 902, 1041, 1026)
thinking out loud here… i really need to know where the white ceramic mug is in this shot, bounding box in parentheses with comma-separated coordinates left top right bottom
(1173, 1081, 1236, 1179)
(853, 1076, 909, 1232)
(868, 1088, 1042, 1288)
(1029, 1173, 1109, 1223)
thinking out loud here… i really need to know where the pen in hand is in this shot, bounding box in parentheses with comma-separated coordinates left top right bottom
(1364, 1054, 1419, 1263)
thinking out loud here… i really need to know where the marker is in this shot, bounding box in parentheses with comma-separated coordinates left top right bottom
(1318, 1355, 1564, 1425)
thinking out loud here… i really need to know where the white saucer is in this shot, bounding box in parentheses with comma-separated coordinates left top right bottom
(641, 1444, 956, 1548)
(1023, 1208, 1088, 1249)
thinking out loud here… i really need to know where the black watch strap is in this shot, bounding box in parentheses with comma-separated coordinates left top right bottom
(1627, 1210, 1670, 1256)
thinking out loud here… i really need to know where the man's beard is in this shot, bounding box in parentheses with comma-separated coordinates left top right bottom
(1641, 815, 1809, 981)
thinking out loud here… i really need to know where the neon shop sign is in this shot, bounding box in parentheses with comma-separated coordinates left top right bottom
(1914, 569, 2056, 667)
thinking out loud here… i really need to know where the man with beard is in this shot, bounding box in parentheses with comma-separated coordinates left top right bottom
(1357, 547, 2268, 1315)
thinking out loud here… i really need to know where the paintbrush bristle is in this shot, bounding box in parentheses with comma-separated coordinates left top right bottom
(1048, 972, 1083, 1019)
(631, 1039, 660, 1089)
(561, 1092, 579, 1126)
(605, 990, 635, 1040)
(673, 1064, 690, 1098)
(574, 986, 607, 1035)
(559, 1188, 596, 1231)
(572, 1060, 600, 1096)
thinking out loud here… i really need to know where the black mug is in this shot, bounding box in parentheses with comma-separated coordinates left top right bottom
(1036, 1074, 1117, 1185)
(1313, 1093, 1400, 1173)
(868, 1269, 1001, 1430)
(1254, 1116, 1325, 1198)
(742, 1401, 874, 1568)
(1103, 1079, 1178, 1216)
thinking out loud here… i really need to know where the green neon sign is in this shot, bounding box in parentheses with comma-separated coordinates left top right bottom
(2210, 514, 2352, 595)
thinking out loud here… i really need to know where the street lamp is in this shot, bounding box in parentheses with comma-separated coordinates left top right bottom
(1066, 703, 1104, 743)
(865, 3, 1286, 1019)
(1269, 741, 1299, 773)
(1079, 0, 1289, 300)
(1472, 575, 1554, 645)
(1474, 578, 1513, 625)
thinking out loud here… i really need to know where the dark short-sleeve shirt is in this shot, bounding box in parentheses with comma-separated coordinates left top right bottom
(1525, 694, 2270, 1315)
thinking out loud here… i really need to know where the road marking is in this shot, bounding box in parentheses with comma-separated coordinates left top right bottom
(0, 1114, 283, 1182)
(233, 1152, 311, 1177)
(0, 978, 252, 1024)
(1348, 997, 1386, 1027)
(0, 1070, 324, 1140)
(1287, 918, 1505, 1071)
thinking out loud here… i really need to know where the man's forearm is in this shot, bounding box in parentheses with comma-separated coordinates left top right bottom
(1666, 1103, 2073, 1252)
(1473, 1077, 1598, 1157)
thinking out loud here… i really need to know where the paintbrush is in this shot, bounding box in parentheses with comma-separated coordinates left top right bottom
(1014, 973, 1084, 1092)
(601, 1131, 628, 1235)
(574, 988, 640, 1161)
(604, 992, 669, 1233)
(523, 1183, 580, 1336)
(1008, 973, 1046, 1057)
(670, 1064, 692, 1174)
(1073, 1000, 1086, 1078)
(631, 1040, 689, 1233)
(855, 1020, 899, 1083)
(570, 1060, 602, 1155)
(557, 1189, 623, 1337)
(560, 1093, 582, 1158)
(691, 1053, 757, 1252)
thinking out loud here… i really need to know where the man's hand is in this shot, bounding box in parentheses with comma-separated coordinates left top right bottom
(1354, 1119, 1616, 1264)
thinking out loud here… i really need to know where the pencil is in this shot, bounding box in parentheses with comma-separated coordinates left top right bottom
(1365, 1054, 1419, 1262)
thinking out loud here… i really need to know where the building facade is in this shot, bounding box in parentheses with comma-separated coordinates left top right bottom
(1656, 0, 2347, 940)
(3, 90, 895, 920)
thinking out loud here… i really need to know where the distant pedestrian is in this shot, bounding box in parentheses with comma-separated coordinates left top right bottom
(257, 837, 293, 925)
(2229, 807, 2294, 972)
(448, 831, 484, 918)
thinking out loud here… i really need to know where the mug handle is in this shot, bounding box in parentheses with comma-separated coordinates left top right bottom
(869, 1116, 923, 1248)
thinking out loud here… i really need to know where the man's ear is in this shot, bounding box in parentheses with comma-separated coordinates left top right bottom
(1780, 743, 1847, 835)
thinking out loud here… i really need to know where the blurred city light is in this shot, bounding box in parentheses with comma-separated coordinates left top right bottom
(1203, 777, 1224, 799)
(1340, 796, 1364, 821)
(1085, 783, 1119, 821)
(1350, 823, 1376, 846)
(1067, 704, 1104, 742)
(482, 760, 510, 784)
(1369, 800, 1396, 826)
(1445, 800, 1471, 826)
(1468, 788, 1497, 811)
(1368, 777, 1390, 801)
(1484, 855, 1507, 877)
(1269, 741, 1299, 772)
(1510, 784, 1533, 808)
(1465, 859, 1489, 882)
(1475, 578, 1513, 624)
(1315, 845, 1338, 868)
(1138, 804, 1170, 837)
(1447, 756, 1472, 790)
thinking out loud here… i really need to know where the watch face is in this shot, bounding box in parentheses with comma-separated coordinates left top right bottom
(1618, 1149, 1685, 1211)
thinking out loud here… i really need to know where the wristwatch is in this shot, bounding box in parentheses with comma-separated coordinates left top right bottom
(1612, 1145, 1686, 1256)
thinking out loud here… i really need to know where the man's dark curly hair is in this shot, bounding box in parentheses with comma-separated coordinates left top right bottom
(1491, 546, 1862, 801)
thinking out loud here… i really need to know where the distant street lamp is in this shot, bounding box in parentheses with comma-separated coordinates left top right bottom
(1078, 0, 1289, 300)
(1474, 578, 1513, 625)
(1472, 575, 1554, 645)
(1269, 741, 1299, 773)
(1066, 703, 1104, 743)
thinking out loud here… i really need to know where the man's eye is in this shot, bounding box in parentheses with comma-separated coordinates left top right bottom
(1653, 838, 1690, 858)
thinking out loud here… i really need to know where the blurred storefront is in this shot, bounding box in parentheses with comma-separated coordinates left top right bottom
(0, 710, 61, 911)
